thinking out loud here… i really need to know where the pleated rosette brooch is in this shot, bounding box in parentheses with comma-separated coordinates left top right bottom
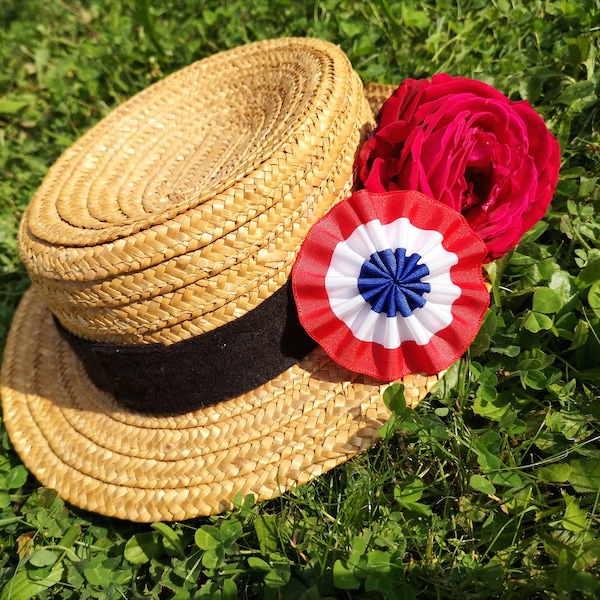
(292, 190, 489, 380)
(293, 74, 560, 382)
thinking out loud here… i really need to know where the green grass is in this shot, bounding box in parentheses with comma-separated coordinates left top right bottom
(1, 0, 600, 598)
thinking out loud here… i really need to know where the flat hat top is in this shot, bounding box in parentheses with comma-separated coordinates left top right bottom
(26, 38, 345, 247)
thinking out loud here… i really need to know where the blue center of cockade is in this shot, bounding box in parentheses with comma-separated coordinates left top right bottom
(358, 248, 431, 317)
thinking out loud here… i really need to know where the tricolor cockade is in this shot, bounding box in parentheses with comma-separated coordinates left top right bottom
(292, 189, 490, 380)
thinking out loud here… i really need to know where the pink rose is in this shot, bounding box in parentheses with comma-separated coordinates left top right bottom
(357, 74, 561, 261)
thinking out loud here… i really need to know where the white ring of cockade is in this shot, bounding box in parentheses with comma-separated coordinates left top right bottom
(324, 217, 461, 349)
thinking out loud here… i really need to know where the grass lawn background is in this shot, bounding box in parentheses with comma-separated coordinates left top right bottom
(1, 0, 600, 598)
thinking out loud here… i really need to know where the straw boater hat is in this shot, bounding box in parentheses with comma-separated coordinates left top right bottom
(1, 38, 486, 522)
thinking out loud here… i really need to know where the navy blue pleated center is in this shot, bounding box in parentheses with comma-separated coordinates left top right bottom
(358, 248, 431, 317)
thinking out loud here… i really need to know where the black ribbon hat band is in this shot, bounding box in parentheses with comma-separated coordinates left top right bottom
(57, 281, 316, 415)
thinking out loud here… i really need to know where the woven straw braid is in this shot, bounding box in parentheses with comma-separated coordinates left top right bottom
(19, 38, 372, 344)
(26, 100, 370, 343)
(363, 82, 397, 116)
(29, 98, 365, 304)
(1, 289, 441, 521)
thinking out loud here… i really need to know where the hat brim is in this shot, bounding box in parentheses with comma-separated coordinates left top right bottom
(1, 287, 441, 522)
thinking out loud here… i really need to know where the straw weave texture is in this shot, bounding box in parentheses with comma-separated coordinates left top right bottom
(1, 39, 443, 522)
(363, 82, 397, 116)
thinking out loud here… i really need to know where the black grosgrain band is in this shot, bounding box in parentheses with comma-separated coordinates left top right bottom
(56, 281, 316, 415)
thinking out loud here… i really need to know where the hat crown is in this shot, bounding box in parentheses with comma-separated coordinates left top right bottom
(19, 38, 373, 345)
